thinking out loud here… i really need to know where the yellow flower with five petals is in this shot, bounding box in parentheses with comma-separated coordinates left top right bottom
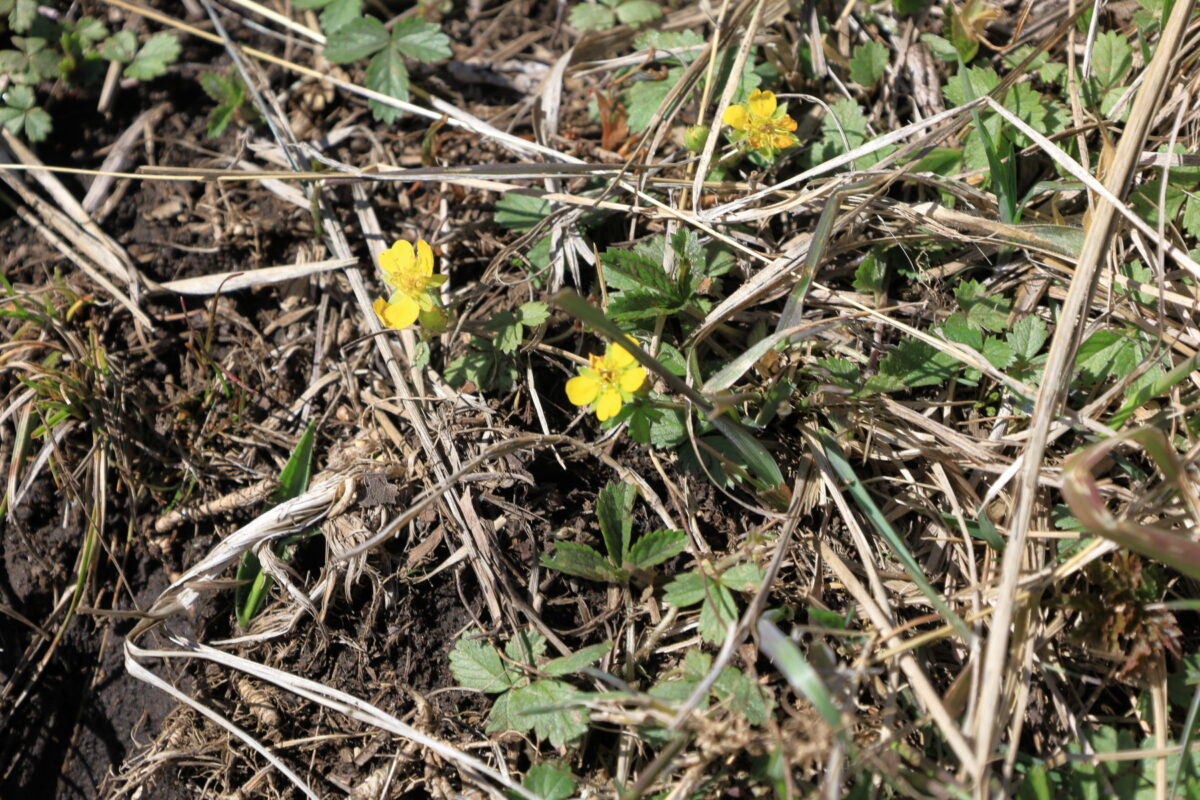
(722, 89, 798, 155)
(373, 239, 448, 330)
(566, 338, 648, 422)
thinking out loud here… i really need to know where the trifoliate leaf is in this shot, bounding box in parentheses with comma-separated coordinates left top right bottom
(365, 45, 409, 122)
(955, 279, 1011, 332)
(495, 192, 553, 230)
(569, 3, 616, 31)
(542, 642, 613, 678)
(507, 680, 588, 746)
(98, 30, 136, 63)
(1091, 30, 1133, 89)
(1007, 314, 1048, 361)
(615, 0, 663, 26)
(699, 581, 739, 642)
(123, 33, 180, 80)
(541, 542, 624, 583)
(390, 17, 451, 62)
(10, 0, 36, 33)
(627, 529, 687, 570)
(2, 84, 34, 111)
(450, 634, 517, 693)
(323, 16, 390, 62)
(522, 763, 577, 800)
(849, 41, 888, 86)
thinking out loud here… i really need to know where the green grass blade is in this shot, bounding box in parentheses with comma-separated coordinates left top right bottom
(236, 420, 318, 627)
(756, 616, 848, 741)
(818, 430, 974, 645)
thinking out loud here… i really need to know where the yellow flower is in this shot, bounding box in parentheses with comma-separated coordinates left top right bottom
(373, 239, 448, 330)
(566, 338, 648, 422)
(722, 90, 798, 154)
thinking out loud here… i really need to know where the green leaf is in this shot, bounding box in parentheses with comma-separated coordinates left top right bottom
(597, 481, 636, 563)
(450, 634, 516, 693)
(1007, 314, 1048, 361)
(851, 251, 887, 295)
(649, 404, 687, 449)
(1075, 328, 1147, 386)
(323, 16, 389, 62)
(494, 192, 553, 230)
(601, 248, 674, 294)
(365, 45, 409, 123)
(848, 41, 888, 86)
(507, 680, 588, 747)
(626, 528, 687, 569)
(1183, 195, 1200, 239)
(521, 763, 577, 800)
(943, 67, 1000, 106)
(699, 581, 739, 642)
(757, 617, 845, 733)
(541, 542, 625, 583)
(663, 570, 705, 607)
(609, 291, 679, 322)
(921, 33, 960, 61)
(75, 16, 108, 43)
(982, 337, 1015, 370)
(941, 313, 984, 349)
(390, 17, 451, 62)
(542, 642, 613, 677)
(625, 66, 682, 133)
(720, 562, 764, 592)
(570, 3, 616, 30)
(519, 301, 549, 326)
(615, 0, 663, 26)
(485, 689, 522, 734)
(713, 666, 770, 725)
(504, 629, 547, 667)
(955, 279, 1011, 332)
(2, 84, 35, 111)
(124, 33, 180, 80)
(878, 337, 958, 388)
(1091, 30, 1133, 89)
(10, 0, 36, 33)
(273, 421, 317, 504)
(98, 30, 137, 63)
(200, 71, 242, 106)
(294, 0, 361, 34)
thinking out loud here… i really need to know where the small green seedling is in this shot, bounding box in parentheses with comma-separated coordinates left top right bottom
(444, 301, 548, 393)
(541, 480, 686, 584)
(200, 70, 258, 138)
(449, 629, 610, 746)
(663, 558, 764, 643)
(568, 0, 663, 32)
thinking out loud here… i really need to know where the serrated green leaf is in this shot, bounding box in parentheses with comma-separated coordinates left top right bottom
(1184, 195, 1200, 239)
(390, 17, 451, 62)
(10, 0, 35, 33)
(495, 192, 553, 230)
(941, 313, 984, 349)
(485, 689, 522, 733)
(570, 3, 616, 31)
(982, 337, 1015, 369)
(541, 541, 624, 582)
(542, 642, 613, 677)
(955, 279, 1011, 332)
(663, 570, 705, 607)
(1007, 314, 1048, 361)
(699, 581, 739, 642)
(849, 41, 888, 86)
(649, 404, 687, 449)
(720, 562, 764, 592)
(601, 248, 674, 294)
(75, 16, 108, 43)
(656, 341, 687, 376)
(323, 16, 389, 62)
(616, 0, 663, 25)
(921, 32, 959, 61)
(365, 45, 409, 122)
(1075, 328, 1148, 386)
(816, 357, 860, 389)
(1091, 30, 1132, 89)
(519, 301, 549, 326)
(609, 291, 679, 322)
(851, 251, 887, 295)
(597, 481, 636, 563)
(507, 680, 588, 746)
(200, 72, 242, 106)
(1002, 82, 1048, 137)
(504, 629, 547, 667)
(443, 351, 494, 389)
(625, 67, 681, 133)
(522, 763, 577, 800)
(713, 666, 770, 725)
(293, 0, 362, 34)
(450, 634, 517, 693)
(943, 67, 1000, 106)
(627, 528, 687, 569)
(124, 33, 179, 81)
(98, 30, 136, 63)
(878, 338, 958, 388)
(3, 84, 34, 111)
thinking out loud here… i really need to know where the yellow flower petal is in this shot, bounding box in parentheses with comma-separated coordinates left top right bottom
(380, 295, 420, 329)
(619, 365, 647, 393)
(372, 297, 389, 324)
(566, 374, 601, 406)
(723, 104, 749, 131)
(595, 388, 623, 421)
(773, 134, 795, 149)
(416, 239, 434, 276)
(607, 341, 636, 369)
(776, 114, 798, 132)
(380, 240, 415, 276)
(747, 89, 776, 118)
